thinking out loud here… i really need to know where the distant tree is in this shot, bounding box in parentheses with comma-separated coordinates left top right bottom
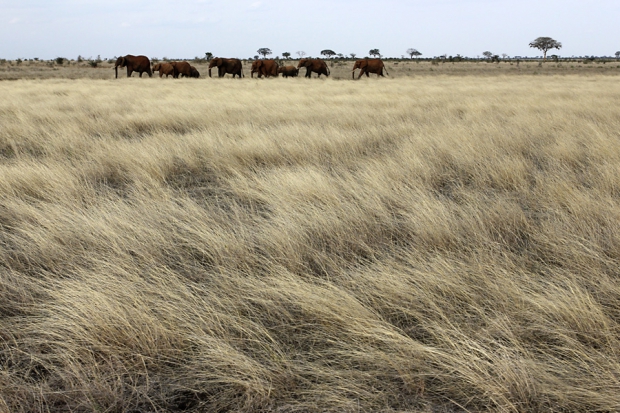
(615, 51, 620, 59)
(320, 49, 336, 59)
(55, 57, 65, 65)
(337, 53, 344, 59)
(257, 48, 272, 58)
(482, 51, 493, 60)
(529, 37, 562, 60)
(350, 53, 357, 59)
(254, 55, 259, 60)
(502, 53, 508, 60)
(406, 48, 421, 58)
(369, 49, 381, 58)
(282, 52, 291, 59)
(205, 52, 213, 60)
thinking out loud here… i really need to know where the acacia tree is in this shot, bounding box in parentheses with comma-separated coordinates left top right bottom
(257, 48, 272, 58)
(482, 51, 494, 60)
(350, 53, 357, 59)
(205, 52, 213, 60)
(282, 52, 291, 59)
(529, 37, 562, 60)
(320, 49, 336, 58)
(369, 49, 381, 58)
(406, 48, 421, 58)
(296, 51, 306, 59)
(615, 51, 620, 59)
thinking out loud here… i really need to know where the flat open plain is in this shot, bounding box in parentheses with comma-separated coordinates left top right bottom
(1, 66, 620, 412)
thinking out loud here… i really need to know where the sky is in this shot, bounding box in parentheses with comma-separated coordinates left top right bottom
(1, 0, 619, 60)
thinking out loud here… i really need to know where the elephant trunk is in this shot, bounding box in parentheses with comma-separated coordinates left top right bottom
(209, 68, 212, 77)
(115, 65, 118, 79)
(352, 69, 355, 79)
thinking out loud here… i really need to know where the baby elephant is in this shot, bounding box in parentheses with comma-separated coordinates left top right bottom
(152, 62, 175, 78)
(278, 65, 299, 78)
(189, 65, 200, 78)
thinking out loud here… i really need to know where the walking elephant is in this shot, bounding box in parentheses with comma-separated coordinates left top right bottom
(152, 62, 175, 78)
(297, 58, 330, 78)
(251, 59, 279, 78)
(189, 65, 200, 78)
(170, 61, 192, 78)
(208, 58, 243, 78)
(278, 65, 299, 78)
(114, 55, 152, 78)
(351, 59, 389, 79)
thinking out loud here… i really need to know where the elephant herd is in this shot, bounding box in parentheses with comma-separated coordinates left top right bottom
(114, 54, 389, 80)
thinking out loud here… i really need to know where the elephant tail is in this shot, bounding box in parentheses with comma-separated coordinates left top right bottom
(384, 64, 389, 76)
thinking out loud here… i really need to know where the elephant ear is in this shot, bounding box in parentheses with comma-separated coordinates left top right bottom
(360, 60, 368, 68)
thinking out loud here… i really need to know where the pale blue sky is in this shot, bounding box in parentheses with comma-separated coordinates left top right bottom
(1, 0, 618, 60)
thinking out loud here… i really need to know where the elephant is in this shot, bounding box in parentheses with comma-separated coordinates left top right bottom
(208, 57, 243, 78)
(170, 61, 192, 78)
(351, 59, 389, 79)
(114, 55, 152, 78)
(251, 59, 279, 78)
(189, 65, 200, 78)
(152, 62, 175, 78)
(278, 65, 299, 78)
(297, 58, 330, 78)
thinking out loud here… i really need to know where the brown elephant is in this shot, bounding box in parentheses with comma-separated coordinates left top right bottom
(351, 59, 389, 79)
(170, 61, 192, 78)
(297, 58, 330, 78)
(152, 62, 175, 78)
(251, 59, 279, 78)
(208, 57, 243, 78)
(114, 55, 152, 78)
(189, 65, 200, 78)
(278, 65, 299, 78)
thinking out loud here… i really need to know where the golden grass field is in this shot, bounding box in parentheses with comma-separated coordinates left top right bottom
(1, 67, 620, 412)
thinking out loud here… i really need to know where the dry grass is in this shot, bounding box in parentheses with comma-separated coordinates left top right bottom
(1, 74, 620, 412)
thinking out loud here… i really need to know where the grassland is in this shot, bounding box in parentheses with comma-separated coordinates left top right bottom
(2, 57, 620, 80)
(1, 72, 620, 412)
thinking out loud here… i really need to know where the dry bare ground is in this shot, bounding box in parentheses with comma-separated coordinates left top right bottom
(1, 73, 620, 412)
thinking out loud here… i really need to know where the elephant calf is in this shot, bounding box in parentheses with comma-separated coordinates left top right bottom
(152, 63, 175, 78)
(189, 65, 200, 78)
(278, 65, 299, 78)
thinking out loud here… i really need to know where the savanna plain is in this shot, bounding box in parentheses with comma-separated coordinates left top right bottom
(1, 63, 620, 412)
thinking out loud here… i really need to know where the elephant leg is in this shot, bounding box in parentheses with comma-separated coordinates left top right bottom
(126, 67, 132, 77)
(139, 71, 143, 77)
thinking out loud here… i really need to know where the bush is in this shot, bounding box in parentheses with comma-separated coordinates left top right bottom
(56, 57, 66, 65)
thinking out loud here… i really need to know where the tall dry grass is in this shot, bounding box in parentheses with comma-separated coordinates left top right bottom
(1, 75, 620, 412)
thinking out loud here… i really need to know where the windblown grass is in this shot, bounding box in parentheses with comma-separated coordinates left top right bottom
(1, 75, 620, 412)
